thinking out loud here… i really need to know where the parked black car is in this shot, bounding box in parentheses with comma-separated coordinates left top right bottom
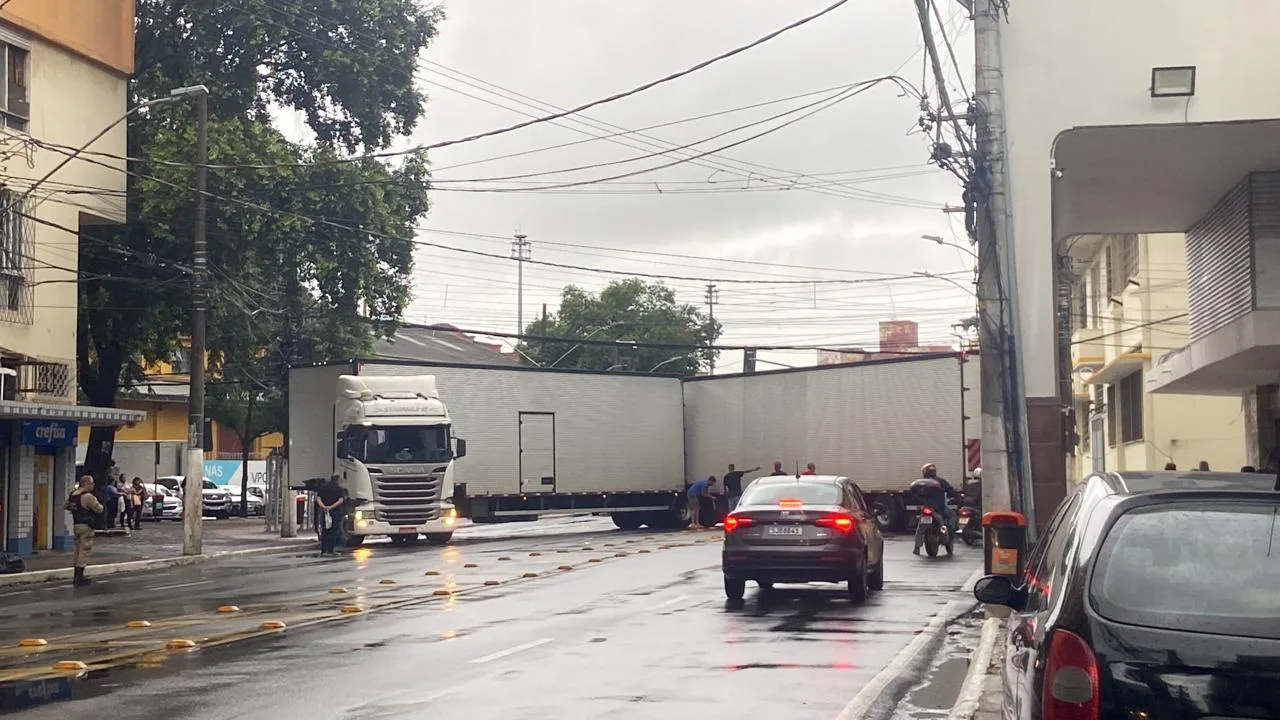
(975, 470, 1280, 719)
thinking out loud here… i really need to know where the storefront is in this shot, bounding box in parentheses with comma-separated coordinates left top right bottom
(0, 401, 144, 557)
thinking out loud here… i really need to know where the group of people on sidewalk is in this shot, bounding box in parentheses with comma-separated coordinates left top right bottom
(103, 475, 151, 531)
(687, 460, 819, 528)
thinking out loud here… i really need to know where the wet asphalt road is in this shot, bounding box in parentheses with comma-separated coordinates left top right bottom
(1, 519, 981, 719)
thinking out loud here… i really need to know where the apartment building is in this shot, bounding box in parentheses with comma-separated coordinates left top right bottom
(0, 0, 142, 559)
(1068, 234, 1245, 478)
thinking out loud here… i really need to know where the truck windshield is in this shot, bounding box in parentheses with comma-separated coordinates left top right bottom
(356, 425, 452, 464)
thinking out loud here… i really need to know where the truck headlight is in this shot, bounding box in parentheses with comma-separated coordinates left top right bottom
(443, 507, 458, 526)
(354, 510, 365, 521)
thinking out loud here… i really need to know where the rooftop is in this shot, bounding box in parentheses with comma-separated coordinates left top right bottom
(375, 323, 520, 366)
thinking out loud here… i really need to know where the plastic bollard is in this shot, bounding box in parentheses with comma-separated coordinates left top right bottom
(982, 511, 1027, 578)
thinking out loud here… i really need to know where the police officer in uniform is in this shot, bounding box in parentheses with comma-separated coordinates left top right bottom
(67, 475, 104, 586)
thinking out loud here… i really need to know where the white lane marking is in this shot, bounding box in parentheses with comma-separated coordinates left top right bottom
(468, 637, 554, 664)
(645, 594, 688, 612)
(146, 580, 213, 592)
(834, 566, 984, 720)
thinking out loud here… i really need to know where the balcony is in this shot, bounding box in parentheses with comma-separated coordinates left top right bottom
(1071, 328, 1105, 372)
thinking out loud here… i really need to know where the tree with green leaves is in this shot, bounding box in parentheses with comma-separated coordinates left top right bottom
(520, 279, 721, 375)
(78, 0, 444, 481)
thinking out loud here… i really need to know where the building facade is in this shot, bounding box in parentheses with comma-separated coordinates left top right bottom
(995, 0, 1280, 520)
(0, 0, 142, 558)
(1068, 234, 1246, 478)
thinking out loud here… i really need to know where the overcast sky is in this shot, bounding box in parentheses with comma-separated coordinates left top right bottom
(299, 0, 977, 371)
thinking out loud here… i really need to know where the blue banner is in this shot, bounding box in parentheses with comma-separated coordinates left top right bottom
(19, 420, 76, 448)
(203, 460, 242, 485)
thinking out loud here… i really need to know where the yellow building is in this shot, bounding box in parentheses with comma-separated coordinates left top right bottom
(1067, 234, 1246, 477)
(0, 0, 144, 558)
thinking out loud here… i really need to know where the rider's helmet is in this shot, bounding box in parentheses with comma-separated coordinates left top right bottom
(972, 467, 982, 480)
(921, 463, 938, 478)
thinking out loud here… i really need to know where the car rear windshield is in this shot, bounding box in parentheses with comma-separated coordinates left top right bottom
(1091, 501, 1280, 639)
(740, 482, 841, 507)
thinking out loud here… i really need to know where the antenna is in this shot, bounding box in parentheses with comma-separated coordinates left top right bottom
(794, 461, 800, 479)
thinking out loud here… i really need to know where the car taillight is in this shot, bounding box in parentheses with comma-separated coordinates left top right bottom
(1042, 629, 1099, 720)
(921, 506, 934, 516)
(724, 515, 753, 532)
(816, 514, 856, 534)
(777, 499, 803, 508)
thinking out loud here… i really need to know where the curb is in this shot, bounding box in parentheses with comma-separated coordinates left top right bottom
(834, 566, 984, 720)
(947, 615, 1004, 720)
(0, 541, 316, 588)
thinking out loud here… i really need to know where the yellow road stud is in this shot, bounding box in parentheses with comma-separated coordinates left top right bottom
(165, 639, 197, 649)
(483, 580, 501, 586)
(18, 638, 47, 648)
(126, 620, 152, 629)
(217, 605, 240, 614)
(522, 572, 538, 578)
(52, 660, 87, 671)
(259, 621, 287, 631)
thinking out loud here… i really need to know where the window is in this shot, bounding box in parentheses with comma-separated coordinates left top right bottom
(1073, 283, 1088, 332)
(0, 186, 29, 314)
(1088, 264, 1101, 325)
(740, 482, 841, 507)
(169, 348, 191, 374)
(1120, 370, 1144, 443)
(1106, 385, 1117, 447)
(1121, 235, 1139, 285)
(1104, 245, 1115, 301)
(1022, 493, 1082, 610)
(0, 41, 28, 132)
(1091, 502, 1280, 639)
(345, 424, 453, 464)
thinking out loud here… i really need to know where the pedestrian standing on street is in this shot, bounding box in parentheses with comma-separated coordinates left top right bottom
(687, 476, 716, 529)
(769, 461, 787, 476)
(129, 478, 147, 529)
(801, 463, 817, 475)
(722, 463, 760, 510)
(66, 475, 104, 587)
(104, 478, 120, 529)
(316, 475, 345, 556)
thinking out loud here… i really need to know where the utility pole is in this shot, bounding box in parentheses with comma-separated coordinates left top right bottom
(704, 282, 719, 374)
(512, 233, 531, 340)
(972, 0, 1032, 530)
(182, 86, 209, 556)
(278, 238, 300, 539)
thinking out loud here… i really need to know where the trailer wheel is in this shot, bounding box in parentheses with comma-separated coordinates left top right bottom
(611, 513, 643, 531)
(656, 498, 692, 530)
(423, 532, 453, 546)
(871, 496, 902, 533)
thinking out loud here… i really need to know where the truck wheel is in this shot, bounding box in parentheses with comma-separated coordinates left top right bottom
(611, 513, 643, 531)
(872, 497, 902, 533)
(337, 521, 364, 549)
(423, 532, 453, 546)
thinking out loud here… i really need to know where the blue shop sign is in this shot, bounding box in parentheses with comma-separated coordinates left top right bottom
(19, 420, 77, 448)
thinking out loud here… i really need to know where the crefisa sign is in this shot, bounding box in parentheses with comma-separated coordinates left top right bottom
(19, 420, 77, 448)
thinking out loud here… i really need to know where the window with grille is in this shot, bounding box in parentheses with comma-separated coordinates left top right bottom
(1120, 370, 1145, 443)
(1121, 235, 1139, 285)
(0, 187, 29, 314)
(1104, 245, 1116, 301)
(1106, 384, 1117, 447)
(1089, 264, 1101, 325)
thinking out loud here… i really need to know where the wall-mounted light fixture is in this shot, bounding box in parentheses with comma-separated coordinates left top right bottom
(1151, 66, 1196, 98)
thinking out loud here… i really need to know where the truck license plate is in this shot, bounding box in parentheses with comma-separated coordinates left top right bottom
(399, 527, 417, 534)
(767, 526, 803, 536)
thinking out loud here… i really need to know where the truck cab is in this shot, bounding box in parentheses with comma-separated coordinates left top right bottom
(332, 375, 467, 546)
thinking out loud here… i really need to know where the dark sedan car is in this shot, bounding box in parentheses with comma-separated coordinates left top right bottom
(721, 474, 885, 603)
(975, 470, 1280, 720)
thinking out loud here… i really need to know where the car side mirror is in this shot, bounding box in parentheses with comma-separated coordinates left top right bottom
(455, 438, 467, 459)
(973, 575, 1026, 610)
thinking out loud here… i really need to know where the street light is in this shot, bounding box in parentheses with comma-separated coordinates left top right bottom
(922, 234, 977, 261)
(914, 270, 977, 298)
(648, 355, 689, 373)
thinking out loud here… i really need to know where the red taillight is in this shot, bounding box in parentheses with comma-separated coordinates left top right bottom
(1042, 629, 1099, 720)
(816, 514, 856, 534)
(959, 507, 972, 518)
(921, 506, 934, 516)
(724, 515, 753, 532)
(777, 499, 803, 508)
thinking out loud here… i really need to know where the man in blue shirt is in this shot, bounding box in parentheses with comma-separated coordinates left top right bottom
(687, 476, 717, 529)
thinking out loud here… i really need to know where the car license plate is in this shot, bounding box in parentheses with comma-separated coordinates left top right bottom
(767, 525, 803, 536)
(399, 527, 417, 534)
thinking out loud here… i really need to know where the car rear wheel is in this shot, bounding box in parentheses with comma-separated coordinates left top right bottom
(847, 559, 869, 604)
(868, 560, 884, 592)
(724, 576, 746, 601)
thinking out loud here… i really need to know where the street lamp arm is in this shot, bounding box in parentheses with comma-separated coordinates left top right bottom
(914, 270, 977, 297)
(548, 321, 624, 368)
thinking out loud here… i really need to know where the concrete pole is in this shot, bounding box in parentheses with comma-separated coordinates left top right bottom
(183, 87, 209, 556)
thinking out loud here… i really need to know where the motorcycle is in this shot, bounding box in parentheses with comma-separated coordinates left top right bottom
(957, 505, 982, 546)
(918, 505, 955, 557)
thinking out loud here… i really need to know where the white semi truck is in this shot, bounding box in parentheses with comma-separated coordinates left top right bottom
(289, 361, 690, 547)
(289, 373, 466, 547)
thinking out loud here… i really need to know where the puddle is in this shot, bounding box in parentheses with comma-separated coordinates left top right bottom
(888, 609, 985, 720)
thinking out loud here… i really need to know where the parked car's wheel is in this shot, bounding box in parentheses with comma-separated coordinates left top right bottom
(724, 575, 746, 601)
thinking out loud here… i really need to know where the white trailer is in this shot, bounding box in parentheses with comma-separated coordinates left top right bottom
(290, 360, 691, 531)
(683, 353, 980, 531)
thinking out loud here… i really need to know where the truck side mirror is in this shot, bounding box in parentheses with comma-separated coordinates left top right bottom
(335, 432, 349, 460)
(455, 438, 467, 459)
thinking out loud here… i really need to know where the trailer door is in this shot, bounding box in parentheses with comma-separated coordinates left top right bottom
(518, 412, 556, 494)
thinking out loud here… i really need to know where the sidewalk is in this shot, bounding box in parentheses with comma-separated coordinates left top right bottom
(949, 614, 1005, 720)
(2, 519, 314, 584)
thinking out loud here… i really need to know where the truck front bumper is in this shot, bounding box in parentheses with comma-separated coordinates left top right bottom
(350, 506, 459, 536)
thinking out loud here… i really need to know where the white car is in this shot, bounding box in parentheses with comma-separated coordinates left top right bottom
(155, 476, 232, 519)
(225, 484, 266, 517)
(142, 483, 182, 521)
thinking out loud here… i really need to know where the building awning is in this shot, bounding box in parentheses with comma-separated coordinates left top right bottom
(1147, 310, 1280, 395)
(0, 400, 145, 426)
(1084, 352, 1150, 385)
(1052, 118, 1280, 246)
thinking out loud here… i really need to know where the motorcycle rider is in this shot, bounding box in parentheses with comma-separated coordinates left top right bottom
(911, 463, 959, 555)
